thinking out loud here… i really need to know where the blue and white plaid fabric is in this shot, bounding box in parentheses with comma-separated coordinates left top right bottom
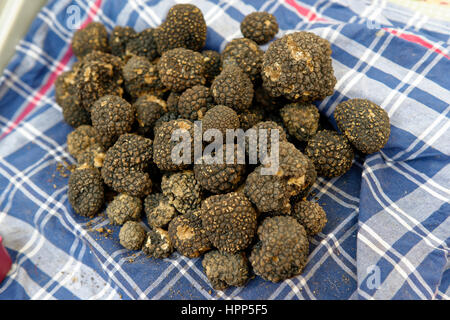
(0, 0, 448, 300)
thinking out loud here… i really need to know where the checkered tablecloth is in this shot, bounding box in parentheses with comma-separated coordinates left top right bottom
(0, 0, 449, 300)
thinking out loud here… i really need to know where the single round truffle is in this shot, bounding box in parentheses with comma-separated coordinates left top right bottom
(334, 98, 390, 154)
(134, 94, 167, 135)
(67, 125, 101, 159)
(211, 65, 253, 112)
(202, 250, 249, 290)
(123, 56, 165, 99)
(178, 85, 213, 121)
(157, 48, 206, 92)
(101, 134, 153, 197)
(68, 166, 104, 217)
(240, 12, 279, 45)
(91, 95, 136, 148)
(143, 228, 174, 259)
(72, 22, 109, 58)
(202, 50, 222, 84)
(106, 193, 142, 225)
(261, 31, 336, 101)
(119, 221, 146, 250)
(144, 193, 177, 228)
(168, 214, 211, 258)
(109, 26, 137, 58)
(161, 171, 202, 216)
(201, 192, 258, 253)
(292, 200, 327, 236)
(249, 216, 309, 282)
(222, 38, 264, 82)
(202, 105, 240, 136)
(305, 130, 354, 178)
(155, 4, 207, 54)
(280, 103, 320, 142)
(125, 28, 158, 61)
(153, 119, 194, 171)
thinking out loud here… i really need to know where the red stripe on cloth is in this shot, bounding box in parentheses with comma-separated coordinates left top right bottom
(0, 0, 103, 141)
(285, 0, 328, 22)
(384, 28, 450, 60)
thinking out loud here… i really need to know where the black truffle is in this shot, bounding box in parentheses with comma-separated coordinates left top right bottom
(238, 108, 264, 131)
(168, 213, 211, 258)
(292, 200, 327, 236)
(155, 4, 207, 54)
(134, 94, 167, 136)
(77, 143, 106, 168)
(72, 22, 109, 59)
(334, 98, 390, 154)
(91, 95, 135, 148)
(202, 250, 249, 290)
(249, 216, 309, 282)
(106, 193, 142, 225)
(201, 192, 257, 253)
(144, 193, 177, 229)
(68, 165, 104, 217)
(261, 31, 336, 101)
(119, 221, 146, 250)
(143, 228, 173, 259)
(153, 119, 194, 171)
(123, 55, 165, 99)
(202, 105, 240, 136)
(101, 133, 153, 197)
(125, 28, 158, 61)
(157, 48, 206, 92)
(178, 85, 213, 121)
(305, 130, 354, 178)
(109, 26, 137, 58)
(161, 170, 202, 216)
(222, 38, 264, 83)
(211, 65, 253, 112)
(280, 103, 320, 142)
(202, 50, 222, 84)
(67, 125, 101, 159)
(240, 12, 279, 45)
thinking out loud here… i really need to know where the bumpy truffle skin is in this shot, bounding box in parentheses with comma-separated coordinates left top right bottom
(75, 51, 124, 112)
(166, 91, 181, 114)
(194, 145, 246, 194)
(161, 171, 202, 216)
(72, 22, 109, 59)
(201, 192, 257, 253)
(91, 95, 136, 148)
(178, 85, 213, 121)
(305, 130, 354, 178)
(168, 214, 211, 258)
(68, 166, 104, 217)
(292, 200, 327, 236)
(262, 31, 336, 101)
(107, 193, 142, 225)
(77, 143, 106, 168)
(125, 28, 158, 61)
(240, 12, 279, 45)
(334, 98, 390, 154)
(202, 250, 249, 290)
(123, 56, 165, 99)
(155, 4, 207, 54)
(101, 134, 153, 197)
(202, 50, 222, 84)
(280, 103, 320, 142)
(157, 48, 206, 92)
(202, 105, 240, 136)
(246, 121, 287, 159)
(119, 221, 146, 250)
(222, 38, 264, 83)
(67, 125, 101, 159)
(238, 108, 264, 131)
(143, 228, 174, 259)
(109, 26, 137, 58)
(144, 193, 177, 228)
(153, 119, 194, 171)
(134, 94, 167, 135)
(211, 65, 253, 112)
(249, 216, 309, 282)
(293, 155, 317, 200)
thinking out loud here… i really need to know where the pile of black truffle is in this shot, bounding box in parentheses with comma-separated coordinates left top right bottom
(57, 4, 390, 291)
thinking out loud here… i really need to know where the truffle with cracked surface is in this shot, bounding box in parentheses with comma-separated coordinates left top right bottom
(109, 26, 137, 58)
(72, 22, 109, 59)
(123, 55, 165, 99)
(67, 125, 101, 159)
(134, 94, 167, 136)
(240, 12, 279, 45)
(106, 193, 142, 225)
(334, 98, 390, 154)
(144, 193, 177, 229)
(77, 143, 106, 168)
(119, 221, 146, 250)
(143, 228, 174, 259)
(125, 28, 158, 61)
(280, 103, 320, 142)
